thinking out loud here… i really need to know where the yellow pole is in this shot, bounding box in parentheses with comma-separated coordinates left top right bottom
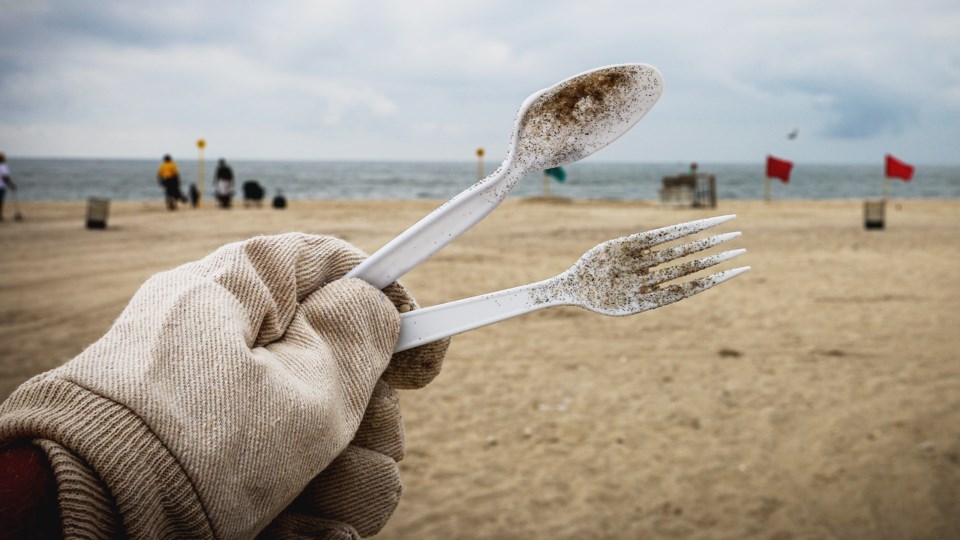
(764, 177, 771, 202)
(197, 138, 206, 207)
(882, 177, 891, 201)
(475, 147, 485, 182)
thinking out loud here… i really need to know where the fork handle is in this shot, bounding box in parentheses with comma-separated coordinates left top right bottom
(396, 280, 561, 353)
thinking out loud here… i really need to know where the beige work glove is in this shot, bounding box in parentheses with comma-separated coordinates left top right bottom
(0, 233, 448, 539)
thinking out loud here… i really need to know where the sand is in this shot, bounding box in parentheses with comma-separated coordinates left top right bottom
(1, 197, 958, 539)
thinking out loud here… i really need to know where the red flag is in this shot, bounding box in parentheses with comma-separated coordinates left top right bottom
(766, 155, 793, 183)
(885, 154, 914, 182)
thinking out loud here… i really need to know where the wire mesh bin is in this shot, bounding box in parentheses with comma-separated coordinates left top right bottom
(658, 173, 717, 208)
(864, 200, 885, 230)
(86, 198, 110, 229)
(659, 185, 695, 207)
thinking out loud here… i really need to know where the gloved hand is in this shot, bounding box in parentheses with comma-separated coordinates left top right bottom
(0, 233, 448, 539)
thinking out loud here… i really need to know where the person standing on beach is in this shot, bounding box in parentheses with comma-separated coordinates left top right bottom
(214, 158, 235, 208)
(0, 153, 18, 222)
(156, 154, 187, 210)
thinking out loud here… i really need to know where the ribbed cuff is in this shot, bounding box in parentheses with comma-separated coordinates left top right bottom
(33, 439, 121, 539)
(0, 376, 214, 539)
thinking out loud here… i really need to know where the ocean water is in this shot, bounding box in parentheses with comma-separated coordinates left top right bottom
(8, 158, 960, 202)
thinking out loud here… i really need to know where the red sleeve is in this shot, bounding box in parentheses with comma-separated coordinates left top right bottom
(0, 441, 63, 540)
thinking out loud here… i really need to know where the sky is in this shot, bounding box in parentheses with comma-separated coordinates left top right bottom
(1, 0, 958, 164)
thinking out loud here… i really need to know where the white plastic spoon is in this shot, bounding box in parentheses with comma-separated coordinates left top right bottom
(347, 64, 664, 289)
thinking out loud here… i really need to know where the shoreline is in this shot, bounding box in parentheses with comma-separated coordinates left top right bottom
(4, 195, 960, 204)
(9, 161, 958, 203)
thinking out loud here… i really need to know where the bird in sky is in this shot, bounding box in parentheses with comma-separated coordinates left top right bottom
(787, 128, 799, 140)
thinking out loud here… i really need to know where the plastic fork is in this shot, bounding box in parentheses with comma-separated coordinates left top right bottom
(394, 215, 749, 352)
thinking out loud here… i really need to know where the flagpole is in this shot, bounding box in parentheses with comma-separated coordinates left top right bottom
(883, 176, 891, 201)
(475, 148, 485, 182)
(196, 138, 206, 207)
(764, 177, 771, 203)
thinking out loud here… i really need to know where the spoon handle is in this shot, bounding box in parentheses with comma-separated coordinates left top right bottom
(346, 168, 520, 289)
(395, 279, 560, 353)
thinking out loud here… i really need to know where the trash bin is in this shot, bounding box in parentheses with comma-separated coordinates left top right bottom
(86, 198, 110, 229)
(659, 185, 694, 207)
(864, 200, 885, 230)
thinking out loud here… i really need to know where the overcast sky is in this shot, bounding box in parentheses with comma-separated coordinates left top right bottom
(1, 0, 958, 164)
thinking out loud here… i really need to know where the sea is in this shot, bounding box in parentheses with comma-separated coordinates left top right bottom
(7, 158, 960, 202)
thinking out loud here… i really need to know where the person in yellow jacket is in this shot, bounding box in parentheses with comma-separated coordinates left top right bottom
(157, 154, 187, 210)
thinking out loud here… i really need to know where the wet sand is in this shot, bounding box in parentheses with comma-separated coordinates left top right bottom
(1, 198, 958, 538)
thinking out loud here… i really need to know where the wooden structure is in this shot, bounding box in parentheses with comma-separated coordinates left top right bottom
(659, 173, 717, 208)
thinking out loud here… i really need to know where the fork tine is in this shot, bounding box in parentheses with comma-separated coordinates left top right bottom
(641, 266, 751, 310)
(631, 214, 736, 249)
(649, 232, 742, 268)
(648, 248, 746, 285)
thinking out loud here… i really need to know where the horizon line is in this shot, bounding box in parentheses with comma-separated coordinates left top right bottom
(6, 156, 959, 167)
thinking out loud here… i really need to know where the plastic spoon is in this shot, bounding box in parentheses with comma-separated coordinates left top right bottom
(347, 63, 664, 289)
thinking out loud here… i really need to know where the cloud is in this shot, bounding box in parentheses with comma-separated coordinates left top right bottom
(0, 0, 959, 162)
(819, 91, 916, 139)
(748, 74, 920, 139)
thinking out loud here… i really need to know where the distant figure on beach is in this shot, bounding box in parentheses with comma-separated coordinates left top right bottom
(0, 153, 17, 222)
(272, 189, 287, 209)
(156, 154, 187, 210)
(243, 180, 265, 208)
(214, 158, 235, 209)
(189, 184, 199, 208)
(689, 162, 699, 177)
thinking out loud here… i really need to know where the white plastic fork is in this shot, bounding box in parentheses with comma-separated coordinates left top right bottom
(394, 215, 749, 352)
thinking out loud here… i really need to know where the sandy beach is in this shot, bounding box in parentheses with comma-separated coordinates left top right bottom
(1, 197, 958, 539)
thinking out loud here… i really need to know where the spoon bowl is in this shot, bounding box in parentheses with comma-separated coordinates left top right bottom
(514, 64, 663, 172)
(348, 64, 664, 289)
